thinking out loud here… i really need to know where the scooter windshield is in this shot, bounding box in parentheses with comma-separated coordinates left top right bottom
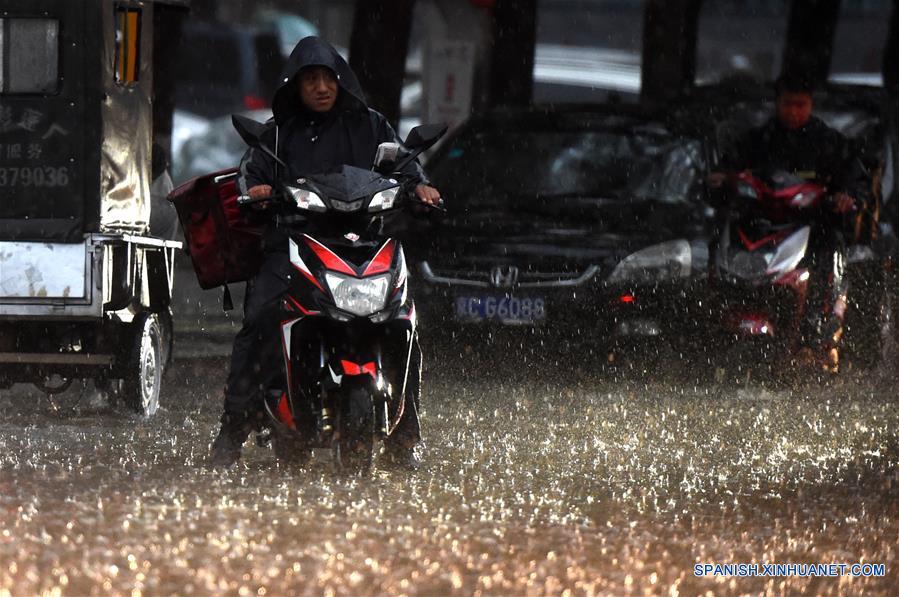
(764, 170, 814, 190)
(304, 165, 397, 205)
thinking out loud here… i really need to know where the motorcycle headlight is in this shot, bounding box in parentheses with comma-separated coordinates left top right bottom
(286, 186, 327, 212)
(324, 273, 391, 316)
(737, 181, 759, 201)
(368, 186, 400, 212)
(766, 226, 810, 276)
(332, 199, 364, 212)
(608, 239, 692, 284)
(789, 189, 821, 208)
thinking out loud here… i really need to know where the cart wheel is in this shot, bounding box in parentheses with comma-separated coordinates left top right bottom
(158, 308, 174, 375)
(122, 313, 163, 416)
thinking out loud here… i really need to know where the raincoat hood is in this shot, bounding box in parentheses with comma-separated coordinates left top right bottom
(272, 36, 367, 124)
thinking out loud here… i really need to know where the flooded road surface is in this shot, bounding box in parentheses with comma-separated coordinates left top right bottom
(0, 357, 897, 595)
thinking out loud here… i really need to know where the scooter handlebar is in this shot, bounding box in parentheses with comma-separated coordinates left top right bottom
(409, 196, 446, 213)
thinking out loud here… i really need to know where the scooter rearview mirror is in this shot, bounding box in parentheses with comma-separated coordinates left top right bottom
(393, 123, 449, 174)
(231, 114, 289, 170)
(404, 123, 448, 152)
(232, 114, 266, 147)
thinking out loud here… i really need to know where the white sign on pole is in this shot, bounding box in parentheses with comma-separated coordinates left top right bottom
(424, 39, 476, 131)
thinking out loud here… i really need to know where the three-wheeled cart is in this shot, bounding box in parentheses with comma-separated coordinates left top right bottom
(0, 0, 190, 414)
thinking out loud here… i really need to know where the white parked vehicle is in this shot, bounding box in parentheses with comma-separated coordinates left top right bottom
(0, 0, 187, 414)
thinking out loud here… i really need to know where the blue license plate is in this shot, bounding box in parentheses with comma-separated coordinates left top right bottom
(454, 295, 546, 324)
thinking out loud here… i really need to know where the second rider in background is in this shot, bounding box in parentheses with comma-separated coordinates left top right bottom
(709, 73, 870, 372)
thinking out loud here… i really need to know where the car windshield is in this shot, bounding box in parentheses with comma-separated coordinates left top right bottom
(429, 127, 705, 209)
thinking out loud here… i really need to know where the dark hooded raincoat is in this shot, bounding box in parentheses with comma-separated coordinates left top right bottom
(238, 36, 427, 226)
(722, 115, 868, 201)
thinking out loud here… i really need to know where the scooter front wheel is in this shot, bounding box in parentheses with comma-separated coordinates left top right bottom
(334, 387, 374, 475)
(272, 427, 311, 466)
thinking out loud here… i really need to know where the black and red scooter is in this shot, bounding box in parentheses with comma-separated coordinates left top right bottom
(709, 169, 842, 377)
(232, 115, 446, 472)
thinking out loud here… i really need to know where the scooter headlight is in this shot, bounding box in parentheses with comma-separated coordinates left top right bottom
(368, 186, 400, 212)
(737, 181, 759, 201)
(286, 186, 327, 212)
(324, 273, 391, 316)
(790, 189, 821, 208)
(766, 227, 810, 276)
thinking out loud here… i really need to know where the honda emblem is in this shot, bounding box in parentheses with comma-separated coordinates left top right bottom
(489, 265, 519, 288)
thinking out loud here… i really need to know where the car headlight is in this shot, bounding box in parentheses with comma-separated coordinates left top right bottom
(608, 239, 692, 284)
(324, 273, 391, 316)
(368, 186, 400, 212)
(286, 186, 327, 212)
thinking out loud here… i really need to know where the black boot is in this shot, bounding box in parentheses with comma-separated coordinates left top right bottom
(210, 412, 251, 467)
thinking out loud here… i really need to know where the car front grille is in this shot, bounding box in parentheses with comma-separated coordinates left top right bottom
(419, 261, 601, 289)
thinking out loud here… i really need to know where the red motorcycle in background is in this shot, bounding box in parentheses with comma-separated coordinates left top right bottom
(708, 170, 843, 379)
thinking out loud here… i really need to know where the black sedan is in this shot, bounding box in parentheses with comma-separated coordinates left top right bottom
(407, 106, 714, 356)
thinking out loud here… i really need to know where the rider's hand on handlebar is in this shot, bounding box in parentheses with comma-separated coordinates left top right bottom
(830, 192, 856, 214)
(248, 184, 273, 210)
(707, 170, 753, 189)
(415, 184, 442, 207)
(707, 171, 727, 189)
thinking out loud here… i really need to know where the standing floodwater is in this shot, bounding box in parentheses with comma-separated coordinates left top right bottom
(0, 357, 897, 594)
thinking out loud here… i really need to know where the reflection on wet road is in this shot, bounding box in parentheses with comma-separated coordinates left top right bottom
(1, 358, 896, 594)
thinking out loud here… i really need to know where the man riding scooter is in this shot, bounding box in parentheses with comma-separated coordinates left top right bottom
(709, 73, 870, 372)
(211, 36, 441, 467)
